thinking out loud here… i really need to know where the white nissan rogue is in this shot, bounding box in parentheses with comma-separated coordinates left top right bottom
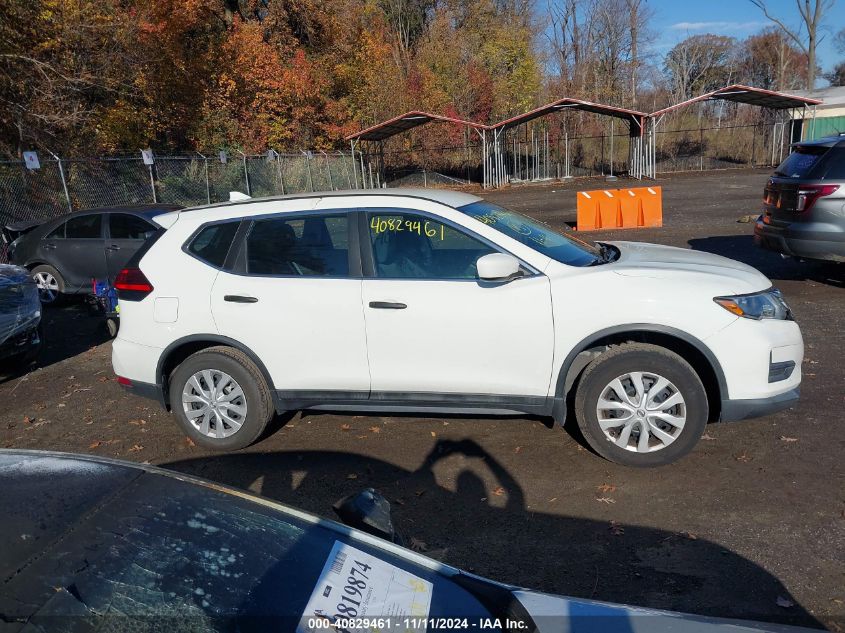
(112, 189, 803, 467)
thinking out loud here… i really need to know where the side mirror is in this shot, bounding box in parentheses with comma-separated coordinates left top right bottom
(334, 488, 401, 544)
(477, 253, 521, 281)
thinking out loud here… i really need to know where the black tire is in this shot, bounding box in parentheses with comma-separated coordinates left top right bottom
(574, 342, 708, 467)
(30, 264, 65, 305)
(169, 346, 274, 450)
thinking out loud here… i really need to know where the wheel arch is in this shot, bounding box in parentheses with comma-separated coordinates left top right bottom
(157, 335, 282, 413)
(553, 324, 727, 424)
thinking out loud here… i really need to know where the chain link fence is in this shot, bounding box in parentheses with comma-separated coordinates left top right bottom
(0, 152, 359, 229)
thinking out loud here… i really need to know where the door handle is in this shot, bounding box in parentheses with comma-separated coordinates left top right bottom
(224, 295, 259, 303)
(44, 243, 56, 250)
(106, 244, 121, 251)
(369, 301, 407, 310)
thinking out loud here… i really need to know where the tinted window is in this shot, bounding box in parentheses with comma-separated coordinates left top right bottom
(368, 211, 497, 279)
(459, 201, 601, 267)
(246, 214, 348, 276)
(188, 221, 240, 268)
(45, 222, 65, 239)
(822, 148, 845, 179)
(65, 214, 102, 239)
(775, 146, 829, 178)
(110, 214, 155, 240)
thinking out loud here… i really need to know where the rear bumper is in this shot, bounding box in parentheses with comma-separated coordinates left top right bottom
(755, 218, 845, 262)
(720, 387, 800, 422)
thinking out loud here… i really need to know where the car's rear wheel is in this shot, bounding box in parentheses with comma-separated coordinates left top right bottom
(574, 343, 708, 467)
(169, 346, 273, 450)
(31, 265, 64, 304)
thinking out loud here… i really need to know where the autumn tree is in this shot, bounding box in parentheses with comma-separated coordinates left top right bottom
(664, 34, 737, 100)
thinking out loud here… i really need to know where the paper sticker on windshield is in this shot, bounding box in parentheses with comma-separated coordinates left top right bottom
(298, 540, 433, 633)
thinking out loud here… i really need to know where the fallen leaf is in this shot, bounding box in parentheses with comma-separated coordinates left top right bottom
(346, 473, 358, 480)
(734, 450, 753, 462)
(514, 446, 522, 453)
(596, 497, 616, 504)
(369, 426, 381, 433)
(57, 403, 66, 408)
(89, 441, 101, 449)
(394, 498, 405, 506)
(129, 444, 143, 452)
(597, 483, 616, 493)
(128, 419, 146, 426)
(414, 489, 426, 497)
(609, 521, 625, 536)
(185, 436, 196, 447)
(340, 424, 352, 431)
(409, 537, 427, 552)
(776, 596, 795, 608)
(430, 431, 436, 437)
(23, 416, 32, 424)
(701, 433, 717, 440)
(492, 487, 505, 496)
(682, 531, 698, 540)
(779, 436, 798, 443)
(548, 497, 558, 503)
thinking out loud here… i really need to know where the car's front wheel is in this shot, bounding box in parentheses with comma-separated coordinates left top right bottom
(31, 265, 64, 305)
(169, 346, 274, 450)
(574, 342, 708, 467)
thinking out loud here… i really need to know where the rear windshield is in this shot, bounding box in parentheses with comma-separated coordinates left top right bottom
(774, 146, 829, 178)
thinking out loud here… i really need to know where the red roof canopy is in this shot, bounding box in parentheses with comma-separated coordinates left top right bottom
(490, 98, 648, 132)
(650, 84, 822, 117)
(346, 111, 487, 142)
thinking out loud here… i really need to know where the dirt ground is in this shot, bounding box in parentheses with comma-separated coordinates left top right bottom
(1, 168, 843, 630)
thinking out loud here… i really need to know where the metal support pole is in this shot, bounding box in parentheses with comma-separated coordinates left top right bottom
(47, 150, 72, 213)
(303, 151, 314, 192)
(238, 151, 251, 196)
(322, 151, 333, 190)
(609, 121, 614, 178)
(276, 152, 286, 195)
(148, 164, 157, 203)
(350, 141, 359, 189)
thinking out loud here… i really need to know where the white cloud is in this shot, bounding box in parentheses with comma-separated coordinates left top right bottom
(669, 21, 767, 32)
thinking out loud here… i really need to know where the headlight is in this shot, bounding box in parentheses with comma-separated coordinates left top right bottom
(714, 289, 792, 320)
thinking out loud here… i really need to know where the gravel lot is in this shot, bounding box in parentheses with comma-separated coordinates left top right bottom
(1, 168, 843, 630)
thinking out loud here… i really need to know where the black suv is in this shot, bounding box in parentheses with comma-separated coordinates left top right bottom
(755, 133, 845, 262)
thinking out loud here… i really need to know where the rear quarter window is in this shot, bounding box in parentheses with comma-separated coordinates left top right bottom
(821, 148, 845, 179)
(187, 221, 240, 268)
(775, 146, 829, 178)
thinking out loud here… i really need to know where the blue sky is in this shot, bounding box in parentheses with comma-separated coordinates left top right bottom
(646, 0, 843, 74)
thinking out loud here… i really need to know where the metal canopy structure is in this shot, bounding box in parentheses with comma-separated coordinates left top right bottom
(345, 111, 488, 188)
(344, 84, 826, 188)
(645, 85, 824, 178)
(486, 99, 650, 186)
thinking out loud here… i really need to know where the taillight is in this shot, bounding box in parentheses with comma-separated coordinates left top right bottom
(114, 267, 154, 297)
(796, 184, 839, 213)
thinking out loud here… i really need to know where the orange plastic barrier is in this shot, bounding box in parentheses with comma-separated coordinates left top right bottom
(576, 186, 662, 231)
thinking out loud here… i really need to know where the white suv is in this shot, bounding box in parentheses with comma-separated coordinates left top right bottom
(112, 189, 803, 467)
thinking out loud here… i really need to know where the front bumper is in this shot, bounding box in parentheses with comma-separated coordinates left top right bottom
(0, 322, 41, 361)
(754, 217, 845, 262)
(720, 387, 800, 422)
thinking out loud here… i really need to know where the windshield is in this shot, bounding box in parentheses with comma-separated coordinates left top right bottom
(458, 200, 602, 267)
(774, 146, 828, 178)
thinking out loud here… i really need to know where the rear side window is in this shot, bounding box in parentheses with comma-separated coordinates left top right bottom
(65, 214, 102, 239)
(187, 221, 240, 268)
(245, 213, 348, 276)
(110, 214, 155, 240)
(821, 148, 845, 179)
(775, 146, 829, 178)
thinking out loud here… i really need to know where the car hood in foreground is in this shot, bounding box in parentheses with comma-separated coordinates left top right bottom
(0, 451, 817, 633)
(607, 241, 771, 295)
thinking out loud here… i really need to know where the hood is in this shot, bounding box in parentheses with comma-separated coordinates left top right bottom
(607, 241, 771, 295)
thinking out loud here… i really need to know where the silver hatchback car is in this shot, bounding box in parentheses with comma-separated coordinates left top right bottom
(755, 133, 845, 262)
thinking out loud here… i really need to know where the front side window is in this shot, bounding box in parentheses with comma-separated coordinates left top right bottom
(64, 214, 102, 239)
(458, 201, 602, 267)
(187, 221, 240, 268)
(110, 214, 156, 240)
(45, 222, 65, 239)
(245, 213, 348, 276)
(367, 211, 497, 279)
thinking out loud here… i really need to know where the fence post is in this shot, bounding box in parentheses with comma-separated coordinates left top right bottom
(699, 128, 704, 171)
(197, 152, 211, 204)
(238, 151, 251, 196)
(303, 152, 314, 192)
(322, 151, 333, 190)
(276, 153, 286, 195)
(47, 150, 72, 213)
